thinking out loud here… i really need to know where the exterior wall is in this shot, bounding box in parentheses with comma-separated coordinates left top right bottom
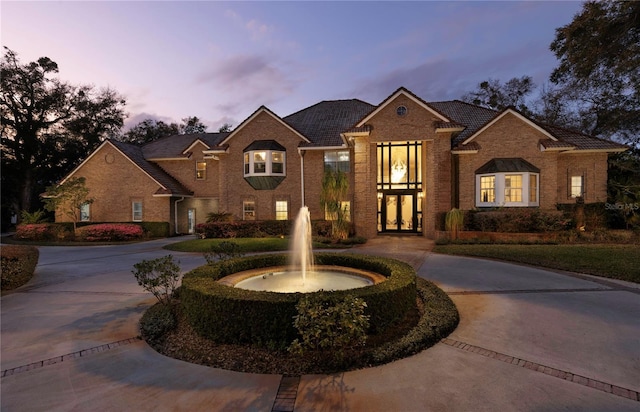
(153, 142, 221, 197)
(457, 113, 559, 211)
(218, 111, 305, 221)
(57, 143, 172, 230)
(556, 152, 609, 204)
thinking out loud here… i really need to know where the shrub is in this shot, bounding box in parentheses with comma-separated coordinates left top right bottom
(467, 209, 570, 232)
(15, 223, 68, 241)
(289, 294, 369, 359)
(1, 245, 39, 291)
(139, 222, 170, 238)
(203, 241, 245, 264)
(180, 253, 416, 347)
(132, 255, 181, 306)
(76, 223, 144, 242)
(139, 302, 177, 342)
(195, 219, 334, 239)
(20, 209, 49, 224)
(206, 212, 235, 222)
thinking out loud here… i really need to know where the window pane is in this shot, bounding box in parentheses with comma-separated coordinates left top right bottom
(244, 153, 250, 174)
(80, 203, 90, 221)
(272, 151, 284, 174)
(196, 161, 206, 180)
(275, 200, 288, 220)
(254, 151, 266, 173)
(530, 174, 538, 203)
(480, 176, 495, 203)
(243, 201, 255, 221)
(505, 174, 522, 202)
(132, 202, 143, 221)
(571, 176, 583, 197)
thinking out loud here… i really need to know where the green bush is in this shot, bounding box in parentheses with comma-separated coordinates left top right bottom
(1, 245, 39, 291)
(467, 209, 570, 232)
(203, 240, 245, 264)
(139, 303, 177, 342)
(139, 222, 171, 238)
(195, 219, 334, 239)
(289, 294, 369, 359)
(180, 253, 417, 347)
(132, 255, 181, 305)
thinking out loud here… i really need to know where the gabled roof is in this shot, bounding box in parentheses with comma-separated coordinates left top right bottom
(220, 106, 310, 146)
(355, 87, 449, 127)
(537, 124, 628, 152)
(109, 140, 193, 196)
(284, 99, 375, 147)
(143, 132, 229, 159)
(428, 100, 498, 146)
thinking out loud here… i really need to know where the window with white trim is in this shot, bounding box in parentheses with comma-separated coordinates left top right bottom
(243, 150, 285, 177)
(196, 161, 206, 180)
(80, 203, 90, 222)
(132, 201, 143, 221)
(275, 200, 288, 220)
(243, 201, 255, 221)
(571, 175, 584, 198)
(324, 150, 350, 172)
(476, 173, 539, 207)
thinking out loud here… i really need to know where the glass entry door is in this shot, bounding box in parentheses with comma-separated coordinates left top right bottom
(188, 209, 195, 234)
(379, 193, 420, 232)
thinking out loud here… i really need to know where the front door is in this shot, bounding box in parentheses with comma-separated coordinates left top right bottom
(379, 192, 420, 232)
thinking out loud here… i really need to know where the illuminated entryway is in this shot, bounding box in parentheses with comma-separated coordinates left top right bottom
(376, 141, 423, 233)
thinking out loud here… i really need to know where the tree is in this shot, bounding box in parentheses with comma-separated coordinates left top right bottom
(550, 1, 640, 146)
(43, 177, 94, 231)
(461, 76, 535, 114)
(218, 123, 233, 133)
(121, 116, 208, 144)
(320, 170, 350, 240)
(0, 47, 126, 219)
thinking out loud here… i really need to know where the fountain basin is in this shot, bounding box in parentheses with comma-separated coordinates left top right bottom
(219, 265, 387, 293)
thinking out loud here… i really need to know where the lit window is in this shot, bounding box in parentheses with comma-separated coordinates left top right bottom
(324, 150, 350, 172)
(480, 176, 495, 203)
(244, 150, 285, 176)
(244, 153, 250, 174)
(80, 203, 90, 222)
(530, 174, 538, 203)
(275, 200, 288, 220)
(243, 201, 255, 221)
(196, 161, 206, 180)
(132, 201, 143, 221)
(504, 175, 522, 202)
(571, 176, 583, 198)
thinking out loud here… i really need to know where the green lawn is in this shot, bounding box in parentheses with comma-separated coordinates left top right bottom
(164, 237, 345, 253)
(433, 244, 640, 284)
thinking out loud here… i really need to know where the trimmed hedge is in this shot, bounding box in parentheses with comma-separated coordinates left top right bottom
(76, 223, 144, 241)
(14, 221, 170, 242)
(195, 220, 333, 239)
(180, 253, 417, 348)
(1, 245, 39, 291)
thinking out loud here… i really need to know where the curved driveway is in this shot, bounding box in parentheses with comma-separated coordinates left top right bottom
(1, 236, 639, 411)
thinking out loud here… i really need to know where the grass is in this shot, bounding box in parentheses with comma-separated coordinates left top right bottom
(433, 244, 640, 284)
(163, 237, 346, 253)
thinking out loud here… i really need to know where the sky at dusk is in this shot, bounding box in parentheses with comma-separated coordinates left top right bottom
(2, 1, 585, 132)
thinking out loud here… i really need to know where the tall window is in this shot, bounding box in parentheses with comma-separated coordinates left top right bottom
(80, 203, 90, 222)
(571, 175, 584, 198)
(132, 201, 143, 221)
(275, 200, 288, 220)
(480, 176, 495, 203)
(530, 174, 538, 203)
(196, 161, 206, 180)
(504, 175, 522, 202)
(243, 201, 255, 221)
(324, 150, 350, 172)
(272, 152, 284, 174)
(377, 142, 422, 190)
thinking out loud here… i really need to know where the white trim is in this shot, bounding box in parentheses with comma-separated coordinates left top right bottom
(300, 144, 348, 151)
(146, 157, 191, 161)
(451, 149, 478, 155)
(435, 126, 465, 133)
(182, 139, 210, 154)
(220, 107, 311, 145)
(476, 172, 540, 207)
(463, 109, 557, 145)
(356, 88, 448, 127)
(243, 149, 286, 177)
(560, 148, 628, 154)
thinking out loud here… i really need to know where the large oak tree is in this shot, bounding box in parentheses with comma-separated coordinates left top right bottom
(1, 47, 126, 221)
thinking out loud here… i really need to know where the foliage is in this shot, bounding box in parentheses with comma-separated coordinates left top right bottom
(205, 211, 234, 222)
(132, 255, 181, 305)
(549, 1, 640, 146)
(120, 116, 207, 144)
(76, 223, 144, 242)
(434, 243, 640, 283)
(139, 303, 177, 343)
(43, 177, 93, 231)
(196, 220, 290, 238)
(180, 253, 417, 347)
(445, 208, 465, 239)
(607, 150, 640, 229)
(320, 170, 350, 240)
(203, 240, 245, 264)
(466, 209, 571, 233)
(138, 221, 171, 238)
(165, 237, 291, 253)
(15, 223, 69, 241)
(0, 47, 126, 216)
(289, 294, 369, 359)
(19, 209, 48, 224)
(0, 245, 39, 291)
(461, 76, 536, 114)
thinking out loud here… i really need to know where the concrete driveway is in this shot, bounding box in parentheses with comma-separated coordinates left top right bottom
(1, 237, 638, 411)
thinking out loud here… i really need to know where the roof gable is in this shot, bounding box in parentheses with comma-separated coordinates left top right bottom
(461, 108, 557, 145)
(356, 87, 449, 127)
(220, 106, 310, 146)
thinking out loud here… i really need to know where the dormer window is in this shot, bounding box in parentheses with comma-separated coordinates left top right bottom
(243, 140, 286, 177)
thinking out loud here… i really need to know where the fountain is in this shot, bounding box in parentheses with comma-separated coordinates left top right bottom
(225, 207, 385, 293)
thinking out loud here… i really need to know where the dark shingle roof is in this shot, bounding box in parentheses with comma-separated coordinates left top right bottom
(476, 158, 541, 174)
(109, 139, 193, 196)
(283, 99, 375, 147)
(142, 132, 229, 159)
(537, 124, 628, 151)
(428, 100, 499, 146)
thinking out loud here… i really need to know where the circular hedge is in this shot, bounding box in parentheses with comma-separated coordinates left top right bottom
(180, 253, 417, 348)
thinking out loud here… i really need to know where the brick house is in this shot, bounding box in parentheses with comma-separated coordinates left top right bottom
(57, 87, 627, 238)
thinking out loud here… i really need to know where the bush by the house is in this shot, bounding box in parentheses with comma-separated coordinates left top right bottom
(15, 223, 70, 241)
(195, 219, 333, 239)
(139, 222, 170, 238)
(1, 245, 39, 291)
(466, 209, 571, 232)
(76, 223, 144, 241)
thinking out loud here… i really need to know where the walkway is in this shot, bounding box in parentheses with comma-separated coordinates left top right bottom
(1, 236, 638, 411)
